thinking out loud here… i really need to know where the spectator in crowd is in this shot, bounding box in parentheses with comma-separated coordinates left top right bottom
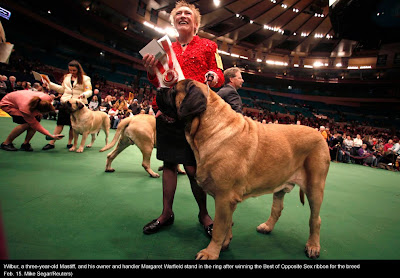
(0, 75, 7, 99)
(5, 76, 16, 93)
(342, 135, 354, 163)
(217, 67, 244, 113)
(352, 134, 363, 157)
(0, 90, 64, 151)
(87, 88, 101, 108)
(320, 126, 327, 141)
(99, 95, 112, 112)
(88, 95, 99, 111)
(108, 103, 119, 129)
(31, 83, 43, 91)
(128, 99, 141, 115)
(329, 132, 343, 161)
(357, 143, 378, 167)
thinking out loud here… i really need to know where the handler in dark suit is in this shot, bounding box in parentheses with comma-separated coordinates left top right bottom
(217, 67, 244, 113)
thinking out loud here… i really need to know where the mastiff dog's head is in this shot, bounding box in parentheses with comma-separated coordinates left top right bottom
(156, 79, 209, 121)
(64, 99, 85, 114)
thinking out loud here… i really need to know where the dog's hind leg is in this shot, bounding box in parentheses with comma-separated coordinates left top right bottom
(303, 151, 328, 259)
(105, 136, 130, 172)
(304, 181, 324, 259)
(256, 189, 286, 234)
(135, 138, 159, 178)
(86, 133, 96, 148)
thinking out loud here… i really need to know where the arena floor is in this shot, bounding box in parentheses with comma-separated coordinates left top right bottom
(0, 116, 399, 260)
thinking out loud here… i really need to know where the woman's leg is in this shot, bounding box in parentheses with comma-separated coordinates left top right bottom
(67, 126, 73, 146)
(157, 162, 178, 223)
(23, 127, 36, 144)
(184, 165, 213, 227)
(3, 123, 29, 144)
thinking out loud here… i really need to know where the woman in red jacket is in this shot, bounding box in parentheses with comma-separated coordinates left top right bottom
(142, 1, 224, 236)
(0, 90, 64, 151)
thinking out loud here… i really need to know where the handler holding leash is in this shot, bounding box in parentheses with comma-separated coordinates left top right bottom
(142, 0, 224, 236)
(42, 60, 92, 151)
(0, 90, 64, 151)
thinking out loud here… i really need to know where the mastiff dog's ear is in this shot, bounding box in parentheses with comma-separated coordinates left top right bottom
(77, 101, 85, 110)
(156, 87, 178, 118)
(178, 80, 207, 119)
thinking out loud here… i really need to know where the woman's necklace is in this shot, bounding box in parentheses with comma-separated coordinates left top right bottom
(181, 43, 189, 47)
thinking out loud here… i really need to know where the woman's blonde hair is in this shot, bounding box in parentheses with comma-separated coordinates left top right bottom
(170, 0, 201, 35)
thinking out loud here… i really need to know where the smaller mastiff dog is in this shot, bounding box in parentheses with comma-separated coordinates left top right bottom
(157, 79, 330, 260)
(65, 99, 110, 152)
(100, 114, 159, 178)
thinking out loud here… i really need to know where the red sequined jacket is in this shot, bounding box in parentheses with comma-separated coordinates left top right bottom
(148, 35, 224, 88)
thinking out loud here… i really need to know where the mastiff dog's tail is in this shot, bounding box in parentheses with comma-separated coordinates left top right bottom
(99, 117, 131, 152)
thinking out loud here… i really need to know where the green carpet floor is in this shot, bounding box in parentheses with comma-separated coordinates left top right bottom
(0, 117, 399, 260)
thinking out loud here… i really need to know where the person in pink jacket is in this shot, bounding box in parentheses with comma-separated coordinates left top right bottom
(0, 90, 64, 151)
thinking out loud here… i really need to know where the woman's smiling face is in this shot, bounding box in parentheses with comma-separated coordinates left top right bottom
(174, 6, 197, 35)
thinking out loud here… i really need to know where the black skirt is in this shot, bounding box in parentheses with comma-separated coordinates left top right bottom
(56, 105, 71, 126)
(156, 116, 196, 166)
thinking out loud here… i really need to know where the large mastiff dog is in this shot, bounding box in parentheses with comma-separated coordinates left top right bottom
(100, 114, 159, 178)
(157, 79, 330, 260)
(66, 99, 110, 152)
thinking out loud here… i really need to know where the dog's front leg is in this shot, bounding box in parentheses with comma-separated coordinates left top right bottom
(77, 132, 89, 152)
(69, 130, 79, 152)
(196, 195, 236, 260)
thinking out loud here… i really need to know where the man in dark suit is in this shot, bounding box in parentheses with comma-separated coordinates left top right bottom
(217, 67, 244, 113)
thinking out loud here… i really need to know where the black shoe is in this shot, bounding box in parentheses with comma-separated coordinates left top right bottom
(20, 143, 33, 152)
(42, 144, 55, 150)
(198, 215, 213, 238)
(143, 214, 174, 235)
(67, 144, 73, 149)
(1, 142, 17, 151)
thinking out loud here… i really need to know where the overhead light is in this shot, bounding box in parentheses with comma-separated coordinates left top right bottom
(336, 63, 342, 67)
(47, 10, 51, 14)
(292, 8, 299, 13)
(236, 13, 240, 18)
(231, 53, 240, 58)
(281, 4, 287, 9)
(86, 6, 90, 11)
(347, 66, 359, 69)
(266, 60, 288, 66)
(313, 61, 324, 67)
(250, 20, 253, 24)
(124, 25, 128, 31)
(360, 65, 372, 69)
(217, 50, 230, 56)
(304, 65, 313, 68)
(256, 59, 262, 62)
(213, 0, 220, 7)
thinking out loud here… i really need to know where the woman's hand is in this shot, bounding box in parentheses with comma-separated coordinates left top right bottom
(142, 54, 157, 77)
(52, 134, 65, 140)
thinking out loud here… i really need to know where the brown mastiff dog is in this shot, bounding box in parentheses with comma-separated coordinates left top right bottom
(156, 79, 330, 260)
(66, 99, 110, 152)
(100, 114, 159, 178)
